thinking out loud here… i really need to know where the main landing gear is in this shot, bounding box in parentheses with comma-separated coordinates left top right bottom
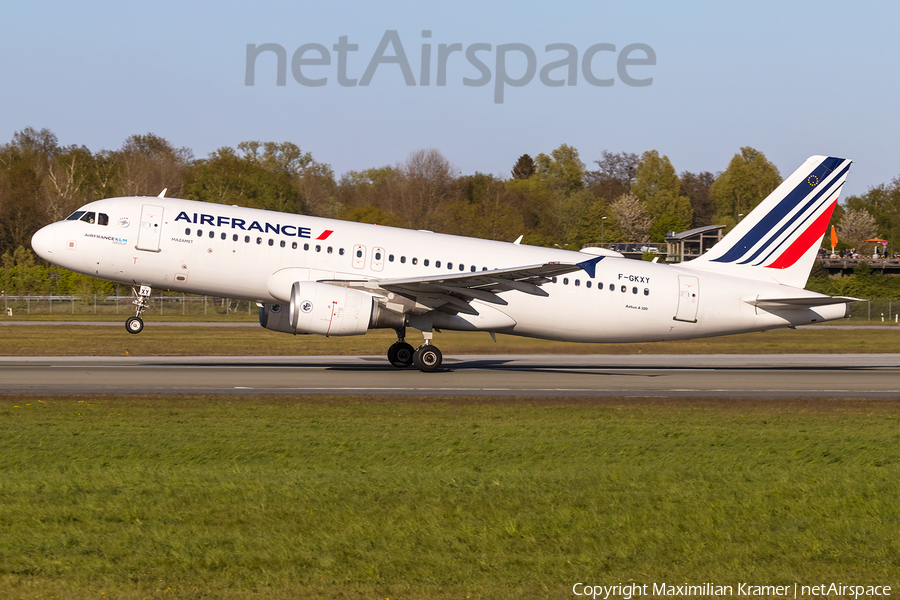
(125, 285, 152, 335)
(387, 327, 443, 372)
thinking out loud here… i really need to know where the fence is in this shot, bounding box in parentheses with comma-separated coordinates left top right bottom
(848, 298, 900, 323)
(1, 294, 257, 317)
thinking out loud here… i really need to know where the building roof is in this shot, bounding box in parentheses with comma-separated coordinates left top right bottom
(665, 224, 725, 242)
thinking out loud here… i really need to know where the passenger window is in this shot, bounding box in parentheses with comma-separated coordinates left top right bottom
(356, 249, 362, 258)
(621, 285, 626, 293)
(197, 230, 203, 237)
(447, 262, 453, 269)
(575, 279, 580, 287)
(598, 282, 603, 290)
(552, 277, 557, 283)
(459, 264, 465, 271)
(563, 278, 569, 285)
(233, 234, 239, 242)
(327, 246, 333, 254)
(268, 239, 274, 246)
(644, 288, 650, 296)
(339, 248, 345, 255)
(423, 259, 429, 266)
(245, 236, 250, 243)
(304, 243, 309, 251)
(292, 242, 297, 249)
(400, 256, 406, 264)
(98, 213, 109, 226)
(221, 232, 226, 240)
(586, 281, 592, 288)
(280, 240, 286, 248)
(389, 254, 394, 262)
(209, 231, 215, 238)
(633, 287, 638, 294)
(316, 245, 321, 252)
(471, 266, 476, 272)
(376, 252, 382, 260)
(436, 261, 441, 268)
(185, 228, 191, 235)
(257, 237, 262, 245)
(609, 284, 615, 291)
(412, 257, 418, 265)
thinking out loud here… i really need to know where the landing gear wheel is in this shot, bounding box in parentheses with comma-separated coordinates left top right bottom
(388, 342, 415, 368)
(125, 316, 144, 335)
(413, 345, 443, 372)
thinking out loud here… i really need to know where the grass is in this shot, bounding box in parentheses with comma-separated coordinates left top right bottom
(1, 324, 900, 356)
(0, 394, 898, 599)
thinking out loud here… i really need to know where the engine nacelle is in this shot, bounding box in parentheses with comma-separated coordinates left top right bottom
(259, 281, 405, 336)
(290, 281, 371, 336)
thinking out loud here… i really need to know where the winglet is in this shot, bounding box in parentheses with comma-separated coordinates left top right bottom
(576, 256, 604, 278)
(513, 235, 523, 245)
(158, 188, 167, 198)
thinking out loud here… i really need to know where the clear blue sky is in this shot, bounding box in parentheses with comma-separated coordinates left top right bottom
(2, 0, 897, 197)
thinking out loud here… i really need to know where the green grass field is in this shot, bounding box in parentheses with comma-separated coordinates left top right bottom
(1, 394, 898, 599)
(2, 323, 900, 356)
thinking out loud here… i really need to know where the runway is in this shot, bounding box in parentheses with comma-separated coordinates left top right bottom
(2, 354, 899, 398)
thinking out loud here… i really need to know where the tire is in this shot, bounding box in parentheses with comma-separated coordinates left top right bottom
(413, 345, 442, 372)
(388, 342, 415, 368)
(125, 316, 144, 335)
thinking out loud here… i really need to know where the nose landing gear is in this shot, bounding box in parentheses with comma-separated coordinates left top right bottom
(126, 285, 152, 335)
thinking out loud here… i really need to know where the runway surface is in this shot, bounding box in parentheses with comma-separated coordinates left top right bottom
(2, 354, 899, 398)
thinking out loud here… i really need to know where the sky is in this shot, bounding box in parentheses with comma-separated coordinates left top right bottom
(1, 0, 898, 197)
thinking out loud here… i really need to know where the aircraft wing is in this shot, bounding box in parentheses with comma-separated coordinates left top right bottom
(744, 295, 860, 309)
(322, 257, 603, 316)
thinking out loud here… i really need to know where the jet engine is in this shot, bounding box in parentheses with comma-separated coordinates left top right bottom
(259, 281, 403, 336)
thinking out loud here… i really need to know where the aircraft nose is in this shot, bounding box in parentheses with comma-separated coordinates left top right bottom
(31, 224, 55, 259)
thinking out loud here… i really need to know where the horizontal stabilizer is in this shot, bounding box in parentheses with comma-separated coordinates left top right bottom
(744, 296, 860, 309)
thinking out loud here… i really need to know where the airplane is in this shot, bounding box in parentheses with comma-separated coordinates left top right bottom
(30, 155, 857, 372)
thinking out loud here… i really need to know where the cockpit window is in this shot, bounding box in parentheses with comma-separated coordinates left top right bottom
(79, 212, 96, 224)
(66, 211, 86, 221)
(98, 213, 109, 226)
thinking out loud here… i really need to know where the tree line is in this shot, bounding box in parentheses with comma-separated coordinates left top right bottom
(2, 127, 899, 295)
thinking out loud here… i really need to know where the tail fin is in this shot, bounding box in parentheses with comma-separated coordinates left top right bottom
(687, 155, 852, 288)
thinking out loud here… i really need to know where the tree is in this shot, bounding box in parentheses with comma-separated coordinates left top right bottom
(680, 170, 716, 227)
(631, 150, 692, 240)
(611, 193, 651, 242)
(184, 144, 302, 213)
(708, 147, 781, 228)
(533, 144, 586, 195)
(837, 208, 878, 250)
(511, 154, 535, 180)
(585, 150, 638, 201)
(115, 133, 193, 197)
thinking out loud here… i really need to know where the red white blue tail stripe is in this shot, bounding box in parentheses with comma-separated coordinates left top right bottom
(689, 156, 852, 288)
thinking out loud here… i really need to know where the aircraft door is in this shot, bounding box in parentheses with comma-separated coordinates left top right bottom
(352, 244, 366, 269)
(371, 247, 385, 271)
(136, 204, 164, 252)
(674, 275, 699, 323)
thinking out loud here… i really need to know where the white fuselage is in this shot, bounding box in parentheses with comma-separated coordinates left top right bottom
(32, 196, 847, 343)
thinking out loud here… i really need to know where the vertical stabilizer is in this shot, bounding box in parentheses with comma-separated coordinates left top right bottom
(687, 155, 851, 288)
